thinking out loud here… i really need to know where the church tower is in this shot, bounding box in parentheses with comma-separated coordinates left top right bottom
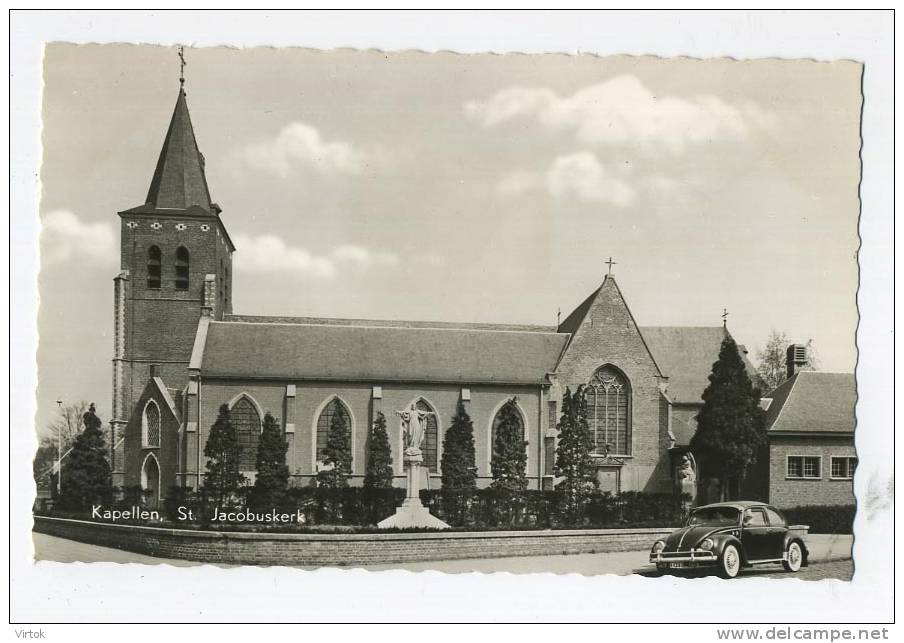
(111, 84, 234, 485)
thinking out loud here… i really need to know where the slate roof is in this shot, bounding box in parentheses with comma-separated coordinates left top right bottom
(225, 314, 555, 333)
(764, 371, 856, 434)
(640, 326, 758, 404)
(200, 321, 569, 385)
(557, 286, 600, 336)
(143, 88, 213, 213)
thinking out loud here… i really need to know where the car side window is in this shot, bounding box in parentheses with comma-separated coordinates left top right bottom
(744, 508, 767, 527)
(765, 507, 786, 526)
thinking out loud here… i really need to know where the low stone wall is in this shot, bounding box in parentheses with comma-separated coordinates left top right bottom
(33, 516, 672, 567)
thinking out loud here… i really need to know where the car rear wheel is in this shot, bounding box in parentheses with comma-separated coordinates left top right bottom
(719, 544, 741, 579)
(783, 541, 803, 572)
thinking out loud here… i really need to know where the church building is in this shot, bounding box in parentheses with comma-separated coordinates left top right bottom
(112, 85, 758, 505)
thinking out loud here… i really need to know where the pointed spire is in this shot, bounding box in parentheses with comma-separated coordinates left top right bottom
(144, 88, 213, 212)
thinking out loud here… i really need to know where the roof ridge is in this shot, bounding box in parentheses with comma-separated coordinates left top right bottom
(214, 319, 565, 336)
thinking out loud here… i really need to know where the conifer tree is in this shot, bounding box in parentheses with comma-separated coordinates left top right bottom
(440, 400, 478, 489)
(490, 398, 528, 491)
(691, 336, 768, 501)
(363, 411, 394, 489)
(316, 401, 352, 488)
(204, 404, 246, 506)
(554, 386, 596, 521)
(58, 403, 111, 511)
(251, 412, 288, 508)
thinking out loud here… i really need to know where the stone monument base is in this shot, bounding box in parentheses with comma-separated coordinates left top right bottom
(377, 498, 450, 530)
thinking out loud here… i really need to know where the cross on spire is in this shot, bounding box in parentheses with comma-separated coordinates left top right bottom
(178, 45, 187, 87)
(722, 307, 729, 328)
(605, 256, 617, 278)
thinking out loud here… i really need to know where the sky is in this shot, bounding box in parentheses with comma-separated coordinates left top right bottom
(36, 43, 862, 432)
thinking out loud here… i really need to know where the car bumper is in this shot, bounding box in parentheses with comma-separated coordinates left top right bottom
(650, 551, 719, 567)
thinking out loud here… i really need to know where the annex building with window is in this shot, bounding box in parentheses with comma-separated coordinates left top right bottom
(745, 361, 857, 507)
(113, 85, 772, 505)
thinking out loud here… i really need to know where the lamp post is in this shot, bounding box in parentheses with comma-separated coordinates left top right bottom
(55, 399, 63, 496)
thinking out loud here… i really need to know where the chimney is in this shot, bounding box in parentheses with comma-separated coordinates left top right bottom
(786, 344, 808, 379)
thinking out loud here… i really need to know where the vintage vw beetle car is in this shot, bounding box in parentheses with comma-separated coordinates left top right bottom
(650, 501, 809, 578)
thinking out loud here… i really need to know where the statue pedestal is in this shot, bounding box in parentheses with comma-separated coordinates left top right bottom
(377, 454, 450, 530)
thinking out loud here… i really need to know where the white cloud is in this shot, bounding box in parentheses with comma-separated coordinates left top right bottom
(465, 75, 773, 153)
(546, 152, 635, 207)
(41, 210, 117, 267)
(333, 244, 399, 267)
(495, 154, 635, 207)
(240, 122, 365, 177)
(495, 170, 542, 197)
(233, 235, 400, 279)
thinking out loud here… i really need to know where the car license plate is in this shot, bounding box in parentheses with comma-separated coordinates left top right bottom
(669, 563, 685, 568)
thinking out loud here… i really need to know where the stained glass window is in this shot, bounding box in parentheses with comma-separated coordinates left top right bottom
(316, 398, 351, 464)
(232, 397, 261, 470)
(143, 401, 160, 447)
(491, 401, 525, 451)
(416, 399, 438, 473)
(586, 366, 631, 455)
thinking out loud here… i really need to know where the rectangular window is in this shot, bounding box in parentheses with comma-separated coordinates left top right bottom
(548, 401, 557, 430)
(788, 456, 821, 479)
(831, 456, 857, 479)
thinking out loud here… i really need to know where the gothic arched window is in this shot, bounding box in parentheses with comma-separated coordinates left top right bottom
(416, 399, 439, 473)
(586, 365, 631, 455)
(147, 246, 162, 289)
(231, 396, 261, 470)
(174, 247, 190, 291)
(491, 400, 526, 457)
(316, 398, 352, 465)
(142, 400, 161, 448)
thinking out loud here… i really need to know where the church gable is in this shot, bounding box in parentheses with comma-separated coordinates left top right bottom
(122, 377, 182, 489)
(555, 275, 663, 386)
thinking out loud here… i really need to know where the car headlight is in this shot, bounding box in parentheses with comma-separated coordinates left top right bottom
(652, 540, 665, 554)
(698, 538, 714, 551)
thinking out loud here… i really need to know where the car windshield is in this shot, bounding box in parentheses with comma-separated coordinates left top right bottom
(687, 507, 741, 527)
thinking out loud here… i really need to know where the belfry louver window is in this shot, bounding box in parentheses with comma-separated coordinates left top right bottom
(175, 247, 190, 291)
(147, 246, 162, 289)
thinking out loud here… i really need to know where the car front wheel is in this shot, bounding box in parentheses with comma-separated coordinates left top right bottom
(719, 544, 741, 579)
(783, 541, 803, 572)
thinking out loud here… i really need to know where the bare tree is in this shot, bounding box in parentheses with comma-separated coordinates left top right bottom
(33, 400, 90, 488)
(755, 331, 818, 392)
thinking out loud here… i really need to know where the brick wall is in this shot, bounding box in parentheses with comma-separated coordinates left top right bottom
(122, 380, 181, 497)
(554, 277, 670, 493)
(192, 380, 546, 489)
(768, 435, 856, 507)
(116, 212, 233, 426)
(33, 516, 672, 567)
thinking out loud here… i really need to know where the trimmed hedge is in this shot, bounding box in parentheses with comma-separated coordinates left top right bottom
(781, 504, 856, 534)
(159, 486, 686, 530)
(38, 486, 688, 531)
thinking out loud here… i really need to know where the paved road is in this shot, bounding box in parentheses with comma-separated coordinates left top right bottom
(639, 559, 853, 581)
(32, 532, 852, 579)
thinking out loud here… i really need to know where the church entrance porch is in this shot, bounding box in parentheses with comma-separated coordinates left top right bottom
(140, 453, 160, 510)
